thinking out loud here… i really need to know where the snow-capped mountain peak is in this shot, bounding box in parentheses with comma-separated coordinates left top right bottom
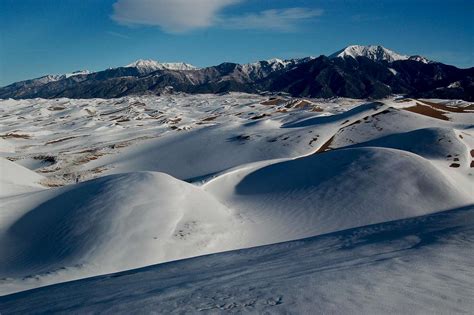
(62, 70, 91, 79)
(28, 70, 91, 85)
(161, 62, 198, 71)
(266, 56, 315, 66)
(243, 57, 314, 72)
(266, 58, 285, 64)
(408, 55, 432, 64)
(238, 56, 315, 80)
(125, 59, 198, 73)
(330, 45, 432, 64)
(330, 45, 408, 62)
(126, 59, 161, 69)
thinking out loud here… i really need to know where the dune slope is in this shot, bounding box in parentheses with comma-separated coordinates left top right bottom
(0, 172, 241, 294)
(0, 158, 45, 197)
(206, 147, 472, 244)
(1, 205, 473, 314)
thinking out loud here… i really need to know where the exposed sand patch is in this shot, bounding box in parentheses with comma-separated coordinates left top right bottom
(100, 106, 131, 116)
(202, 116, 218, 122)
(345, 119, 362, 127)
(167, 117, 182, 124)
(419, 100, 474, 113)
(48, 106, 66, 111)
(317, 136, 335, 153)
(46, 136, 80, 145)
(250, 113, 270, 120)
(261, 98, 285, 106)
(312, 106, 324, 112)
(403, 103, 449, 121)
(1, 132, 31, 139)
(394, 98, 413, 103)
(75, 153, 106, 165)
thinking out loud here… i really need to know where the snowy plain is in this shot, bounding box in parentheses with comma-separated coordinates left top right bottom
(0, 93, 473, 313)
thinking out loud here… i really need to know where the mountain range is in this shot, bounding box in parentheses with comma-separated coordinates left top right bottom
(1, 45, 473, 100)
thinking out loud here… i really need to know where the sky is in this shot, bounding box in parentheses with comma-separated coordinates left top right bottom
(0, 0, 473, 86)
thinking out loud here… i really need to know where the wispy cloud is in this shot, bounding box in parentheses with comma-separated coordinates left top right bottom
(223, 8, 323, 31)
(111, 1, 322, 33)
(111, 0, 241, 33)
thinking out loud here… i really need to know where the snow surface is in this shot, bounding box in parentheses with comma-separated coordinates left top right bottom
(0, 172, 252, 294)
(0, 94, 473, 312)
(0, 158, 45, 197)
(205, 147, 471, 244)
(1, 205, 473, 313)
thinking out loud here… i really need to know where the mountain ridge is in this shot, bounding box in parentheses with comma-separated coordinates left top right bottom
(1, 45, 472, 100)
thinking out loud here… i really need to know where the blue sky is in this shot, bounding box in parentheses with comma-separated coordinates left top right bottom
(0, 0, 473, 86)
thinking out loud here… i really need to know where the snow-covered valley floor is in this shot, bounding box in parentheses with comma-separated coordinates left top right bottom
(0, 93, 473, 313)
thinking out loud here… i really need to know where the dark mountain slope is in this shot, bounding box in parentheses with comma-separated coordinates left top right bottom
(1, 46, 472, 100)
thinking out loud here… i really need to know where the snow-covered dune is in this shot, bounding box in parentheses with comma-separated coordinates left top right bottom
(319, 105, 474, 195)
(81, 102, 392, 182)
(82, 121, 312, 181)
(4, 148, 469, 295)
(0, 158, 45, 197)
(2, 204, 472, 314)
(0, 94, 472, 310)
(347, 127, 468, 161)
(326, 105, 463, 150)
(0, 172, 243, 294)
(206, 147, 472, 244)
(281, 101, 387, 128)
